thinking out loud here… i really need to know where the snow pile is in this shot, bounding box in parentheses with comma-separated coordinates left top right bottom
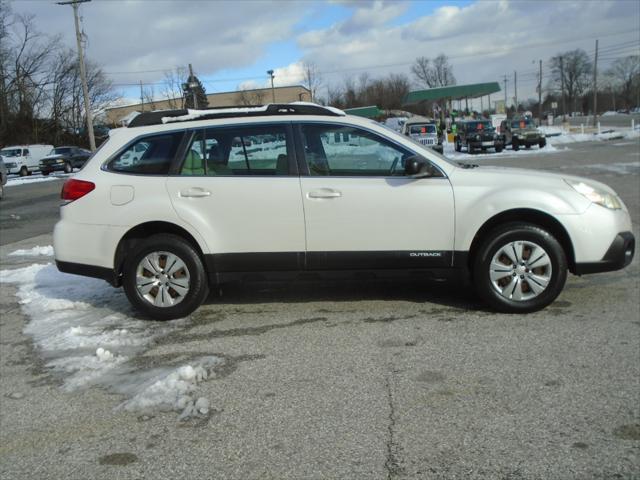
(0, 262, 221, 419)
(546, 128, 639, 145)
(8, 245, 54, 257)
(118, 357, 222, 419)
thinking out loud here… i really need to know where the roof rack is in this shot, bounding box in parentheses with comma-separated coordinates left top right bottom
(127, 103, 345, 128)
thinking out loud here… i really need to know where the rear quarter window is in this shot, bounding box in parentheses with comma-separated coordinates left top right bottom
(107, 132, 184, 174)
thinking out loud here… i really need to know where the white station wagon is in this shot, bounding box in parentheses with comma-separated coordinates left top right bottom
(54, 103, 635, 320)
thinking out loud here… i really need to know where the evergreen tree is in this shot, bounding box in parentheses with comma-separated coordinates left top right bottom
(183, 73, 209, 109)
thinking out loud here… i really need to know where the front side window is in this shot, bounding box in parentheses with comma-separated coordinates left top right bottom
(108, 132, 183, 174)
(300, 124, 413, 177)
(180, 125, 290, 176)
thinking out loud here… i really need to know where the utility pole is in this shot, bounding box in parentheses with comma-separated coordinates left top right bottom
(560, 56, 566, 121)
(57, 0, 95, 151)
(538, 60, 542, 125)
(267, 70, 275, 103)
(514, 70, 518, 112)
(502, 74, 508, 112)
(188, 63, 198, 109)
(593, 39, 599, 126)
(140, 80, 144, 112)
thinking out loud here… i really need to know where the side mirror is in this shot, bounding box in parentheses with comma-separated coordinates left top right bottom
(404, 155, 438, 178)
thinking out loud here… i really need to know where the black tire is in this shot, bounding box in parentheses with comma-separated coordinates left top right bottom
(42, 171, 50, 176)
(512, 139, 519, 151)
(467, 143, 474, 154)
(64, 162, 72, 174)
(0, 183, 3, 200)
(539, 139, 546, 149)
(455, 139, 461, 152)
(472, 223, 568, 313)
(123, 234, 209, 320)
(19, 166, 28, 177)
(525, 144, 531, 149)
(495, 146, 503, 153)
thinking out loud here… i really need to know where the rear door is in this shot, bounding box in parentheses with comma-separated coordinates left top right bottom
(296, 122, 455, 270)
(166, 123, 306, 273)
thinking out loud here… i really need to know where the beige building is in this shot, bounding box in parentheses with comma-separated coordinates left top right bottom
(105, 85, 312, 126)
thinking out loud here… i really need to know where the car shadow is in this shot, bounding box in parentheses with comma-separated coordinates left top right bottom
(201, 277, 486, 312)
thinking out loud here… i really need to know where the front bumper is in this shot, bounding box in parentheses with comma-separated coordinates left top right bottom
(574, 232, 635, 274)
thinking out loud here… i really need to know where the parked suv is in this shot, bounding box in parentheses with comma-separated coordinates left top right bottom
(500, 117, 546, 150)
(53, 103, 635, 320)
(401, 117, 443, 154)
(454, 119, 504, 153)
(40, 146, 92, 175)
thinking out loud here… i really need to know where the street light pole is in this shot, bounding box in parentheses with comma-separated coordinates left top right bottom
(58, 0, 96, 151)
(267, 70, 275, 103)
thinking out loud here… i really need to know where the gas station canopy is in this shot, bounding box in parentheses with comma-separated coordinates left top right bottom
(344, 105, 384, 118)
(402, 82, 501, 106)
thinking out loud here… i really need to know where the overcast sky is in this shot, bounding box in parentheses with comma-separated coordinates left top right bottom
(10, 0, 640, 109)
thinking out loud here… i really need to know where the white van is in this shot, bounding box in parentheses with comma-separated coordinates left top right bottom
(0, 144, 54, 176)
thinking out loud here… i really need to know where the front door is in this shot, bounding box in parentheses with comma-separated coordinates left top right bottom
(297, 123, 455, 270)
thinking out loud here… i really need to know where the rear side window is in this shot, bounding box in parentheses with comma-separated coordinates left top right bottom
(179, 125, 290, 176)
(108, 132, 183, 174)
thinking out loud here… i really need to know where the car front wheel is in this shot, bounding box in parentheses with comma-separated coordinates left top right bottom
(473, 223, 568, 312)
(123, 234, 209, 320)
(64, 162, 73, 174)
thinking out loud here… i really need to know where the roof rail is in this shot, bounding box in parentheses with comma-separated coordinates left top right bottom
(127, 103, 345, 128)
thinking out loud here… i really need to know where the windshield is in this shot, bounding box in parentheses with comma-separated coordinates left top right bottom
(50, 147, 72, 155)
(409, 124, 437, 135)
(0, 148, 21, 157)
(466, 121, 494, 132)
(511, 119, 535, 129)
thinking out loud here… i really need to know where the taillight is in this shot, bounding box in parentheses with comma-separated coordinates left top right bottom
(61, 179, 95, 204)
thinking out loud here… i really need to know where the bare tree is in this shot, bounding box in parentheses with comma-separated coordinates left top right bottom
(607, 55, 640, 109)
(550, 49, 593, 114)
(162, 66, 187, 109)
(302, 61, 322, 102)
(411, 54, 456, 88)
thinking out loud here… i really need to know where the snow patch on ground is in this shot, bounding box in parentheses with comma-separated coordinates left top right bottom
(443, 141, 564, 161)
(8, 245, 54, 257)
(6, 172, 71, 186)
(0, 262, 222, 419)
(545, 128, 639, 145)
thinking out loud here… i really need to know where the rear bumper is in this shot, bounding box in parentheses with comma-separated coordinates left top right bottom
(574, 232, 635, 274)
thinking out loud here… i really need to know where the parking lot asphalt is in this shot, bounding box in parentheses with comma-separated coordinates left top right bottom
(0, 139, 638, 479)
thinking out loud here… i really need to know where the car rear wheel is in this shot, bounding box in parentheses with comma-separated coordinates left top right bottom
(455, 139, 461, 152)
(473, 223, 567, 313)
(495, 146, 503, 153)
(539, 139, 546, 148)
(64, 162, 72, 174)
(512, 139, 520, 151)
(123, 234, 209, 320)
(19, 166, 28, 177)
(42, 171, 50, 176)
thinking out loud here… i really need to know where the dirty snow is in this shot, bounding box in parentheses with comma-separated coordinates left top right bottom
(443, 141, 565, 161)
(0, 261, 222, 419)
(8, 245, 54, 257)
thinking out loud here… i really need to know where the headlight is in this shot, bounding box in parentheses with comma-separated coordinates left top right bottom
(475, 134, 480, 141)
(513, 134, 520, 139)
(565, 179, 622, 209)
(57, 159, 64, 163)
(540, 134, 546, 138)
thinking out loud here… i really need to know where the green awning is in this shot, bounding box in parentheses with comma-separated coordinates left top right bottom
(345, 105, 383, 118)
(403, 82, 501, 106)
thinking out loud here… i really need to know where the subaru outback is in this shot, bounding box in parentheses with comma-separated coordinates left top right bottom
(54, 103, 635, 320)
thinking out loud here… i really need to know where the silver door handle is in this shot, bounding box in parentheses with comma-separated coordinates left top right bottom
(180, 188, 211, 198)
(308, 189, 342, 199)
